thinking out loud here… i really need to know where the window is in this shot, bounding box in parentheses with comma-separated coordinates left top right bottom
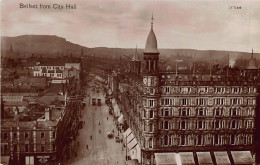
(230, 134, 235, 145)
(25, 144, 29, 152)
(214, 135, 220, 145)
(179, 98, 191, 106)
(197, 98, 207, 106)
(52, 132, 56, 139)
(230, 98, 242, 105)
(143, 99, 147, 107)
(180, 108, 189, 116)
(25, 132, 29, 139)
(149, 111, 154, 119)
(41, 144, 45, 152)
(149, 123, 154, 132)
(52, 144, 56, 151)
(215, 108, 222, 116)
(41, 132, 45, 139)
(215, 87, 225, 93)
(164, 121, 169, 130)
(164, 109, 169, 116)
(149, 138, 153, 148)
(148, 100, 154, 107)
(197, 121, 204, 130)
(180, 121, 186, 130)
(3, 133, 8, 139)
(230, 120, 238, 129)
(164, 136, 168, 146)
(13, 132, 17, 138)
(215, 120, 221, 129)
(197, 108, 205, 116)
(198, 87, 208, 93)
(197, 135, 203, 146)
(230, 108, 240, 116)
(180, 135, 185, 146)
(4, 144, 8, 153)
(214, 98, 225, 105)
(179, 87, 191, 94)
(13, 144, 17, 152)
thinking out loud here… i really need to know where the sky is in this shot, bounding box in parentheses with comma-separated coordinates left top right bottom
(1, 0, 260, 52)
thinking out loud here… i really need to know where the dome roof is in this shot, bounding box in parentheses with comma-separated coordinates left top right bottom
(144, 28, 159, 54)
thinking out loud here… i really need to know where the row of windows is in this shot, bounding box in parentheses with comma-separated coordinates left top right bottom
(161, 86, 257, 94)
(159, 98, 255, 106)
(159, 120, 254, 130)
(38, 66, 64, 70)
(159, 108, 255, 117)
(1, 132, 56, 140)
(35, 73, 63, 77)
(159, 134, 253, 147)
(1, 144, 56, 153)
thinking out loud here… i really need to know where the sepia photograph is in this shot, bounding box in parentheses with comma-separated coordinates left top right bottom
(1, 0, 260, 165)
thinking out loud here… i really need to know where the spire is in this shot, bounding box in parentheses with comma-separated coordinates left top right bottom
(251, 48, 254, 58)
(132, 44, 140, 61)
(151, 12, 154, 29)
(144, 13, 159, 54)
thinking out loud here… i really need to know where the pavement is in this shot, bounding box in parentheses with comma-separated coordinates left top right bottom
(65, 84, 126, 165)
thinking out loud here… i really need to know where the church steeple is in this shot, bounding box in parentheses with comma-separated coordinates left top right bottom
(130, 45, 141, 75)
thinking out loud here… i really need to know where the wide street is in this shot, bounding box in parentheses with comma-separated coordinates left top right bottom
(66, 83, 126, 165)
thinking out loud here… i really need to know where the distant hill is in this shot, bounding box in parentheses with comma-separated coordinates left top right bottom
(1, 35, 259, 67)
(1, 35, 90, 58)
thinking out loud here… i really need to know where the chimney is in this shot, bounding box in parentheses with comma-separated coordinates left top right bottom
(45, 107, 50, 120)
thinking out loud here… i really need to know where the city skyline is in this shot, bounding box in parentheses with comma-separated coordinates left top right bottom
(2, 0, 260, 53)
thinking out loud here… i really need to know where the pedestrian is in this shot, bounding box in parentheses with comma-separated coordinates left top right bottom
(99, 122, 100, 125)
(86, 145, 88, 150)
(78, 141, 79, 146)
(90, 135, 92, 139)
(107, 117, 108, 120)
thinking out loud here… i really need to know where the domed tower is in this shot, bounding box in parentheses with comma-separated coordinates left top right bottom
(141, 14, 160, 164)
(143, 14, 160, 73)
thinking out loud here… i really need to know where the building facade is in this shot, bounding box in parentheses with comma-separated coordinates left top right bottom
(115, 17, 259, 165)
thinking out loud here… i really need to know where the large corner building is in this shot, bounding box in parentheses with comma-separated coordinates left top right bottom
(116, 16, 259, 165)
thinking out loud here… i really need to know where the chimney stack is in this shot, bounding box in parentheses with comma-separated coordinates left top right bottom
(44, 107, 50, 120)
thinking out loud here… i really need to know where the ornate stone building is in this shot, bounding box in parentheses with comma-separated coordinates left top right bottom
(116, 16, 259, 165)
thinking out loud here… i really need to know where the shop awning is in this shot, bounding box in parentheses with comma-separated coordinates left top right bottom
(231, 151, 254, 165)
(154, 153, 177, 165)
(123, 128, 132, 139)
(214, 152, 231, 165)
(118, 114, 124, 124)
(127, 138, 137, 150)
(129, 143, 141, 163)
(1, 156, 10, 165)
(196, 152, 213, 165)
(179, 152, 195, 165)
(126, 159, 139, 165)
(113, 104, 120, 117)
(127, 133, 135, 143)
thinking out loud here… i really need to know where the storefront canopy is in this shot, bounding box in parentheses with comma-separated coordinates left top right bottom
(127, 138, 137, 150)
(127, 133, 135, 144)
(113, 104, 120, 117)
(118, 114, 124, 124)
(1, 156, 10, 165)
(155, 153, 177, 165)
(130, 144, 141, 163)
(231, 151, 254, 165)
(214, 152, 231, 165)
(123, 128, 132, 139)
(196, 152, 214, 165)
(179, 152, 195, 165)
